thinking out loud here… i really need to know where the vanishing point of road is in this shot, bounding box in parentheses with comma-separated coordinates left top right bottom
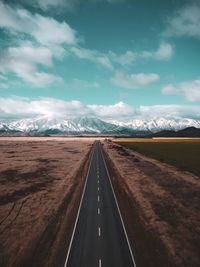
(64, 141, 136, 267)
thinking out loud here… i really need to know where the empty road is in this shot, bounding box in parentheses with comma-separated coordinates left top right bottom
(64, 141, 136, 267)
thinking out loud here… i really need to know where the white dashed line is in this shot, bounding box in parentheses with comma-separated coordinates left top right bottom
(99, 259, 102, 267)
(98, 227, 101, 237)
(99, 143, 137, 267)
(98, 208, 100, 215)
(98, 180, 99, 184)
(98, 187, 99, 191)
(98, 195, 100, 202)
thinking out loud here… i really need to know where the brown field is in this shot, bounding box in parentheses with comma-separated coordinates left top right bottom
(103, 140, 200, 267)
(113, 138, 200, 176)
(0, 137, 93, 267)
(1, 137, 200, 267)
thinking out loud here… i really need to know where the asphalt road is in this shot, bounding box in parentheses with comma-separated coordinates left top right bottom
(64, 141, 136, 267)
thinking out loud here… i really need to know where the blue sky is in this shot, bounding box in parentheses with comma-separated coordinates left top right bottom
(0, 0, 199, 120)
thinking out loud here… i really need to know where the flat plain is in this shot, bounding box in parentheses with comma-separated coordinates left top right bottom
(0, 137, 199, 267)
(104, 139, 200, 266)
(114, 138, 200, 176)
(0, 137, 93, 267)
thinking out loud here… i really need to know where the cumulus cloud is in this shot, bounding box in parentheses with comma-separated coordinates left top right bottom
(138, 105, 200, 120)
(0, 1, 78, 86)
(88, 101, 134, 118)
(0, 97, 199, 121)
(0, 44, 62, 87)
(142, 43, 173, 61)
(0, 1, 77, 46)
(165, 4, 200, 39)
(162, 79, 200, 102)
(111, 72, 160, 89)
(0, 97, 134, 119)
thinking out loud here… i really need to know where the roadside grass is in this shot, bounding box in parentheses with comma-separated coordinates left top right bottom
(115, 139, 200, 176)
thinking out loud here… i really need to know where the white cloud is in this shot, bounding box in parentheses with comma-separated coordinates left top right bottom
(0, 2, 77, 46)
(0, 2, 77, 86)
(71, 47, 113, 70)
(71, 43, 172, 70)
(138, 105, 200, 120)
(88, 101, 134, 118)
(165, 4, 200, 39)
(0, 97, 133, 119)
(70, 79, 100, 89)
(141, 43, 173, 61)
(0, 97, 199, 121)
(111, 72, 160, 89)
(162, 79, 200, 102)
(0, 45, 62, 87)
(109, 50, 136, 66)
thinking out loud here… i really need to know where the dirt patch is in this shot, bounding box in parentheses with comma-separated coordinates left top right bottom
(0, 138, 93, 267)
(102, 140, 200, 267)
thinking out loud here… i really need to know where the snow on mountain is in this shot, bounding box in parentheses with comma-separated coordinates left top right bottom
(0, 115, 200, 135)
(110, 118, 200, 133)
(0, 115, 128, 135)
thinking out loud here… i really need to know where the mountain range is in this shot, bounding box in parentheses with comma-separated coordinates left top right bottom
(0, 116, 200, 137)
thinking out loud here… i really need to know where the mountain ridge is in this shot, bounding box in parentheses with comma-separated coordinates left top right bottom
(0, 116, 200, 136)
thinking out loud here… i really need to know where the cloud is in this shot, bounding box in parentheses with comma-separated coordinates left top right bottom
(142, 43, 173, 61)
(70, 79, 100, 89)
(162, 79, 200, 102)
(71, 43, 173, 70)
(25, 0, 126, 11)
(0, 2, 77, 46)
(0, 44, 62, 87)
(0, 97, 199, 121)
(88, 101, 134, 118)
(0, 97, 134, 119)
(111, 72, 160, 89)
(70, 47, 113, 70)
(165, 4, 200, 39)
(0, 1, 78, 86)
(34, 0, 71, 10)
(109, 50, 136, 66)
(138, 105, 200, 120)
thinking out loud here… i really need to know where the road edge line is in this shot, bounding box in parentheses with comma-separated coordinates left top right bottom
(63, 142, 96, 267)
(99, 142, 137, 267)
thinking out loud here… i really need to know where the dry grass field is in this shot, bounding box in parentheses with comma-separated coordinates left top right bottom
(103, 139, 200, 267)
(113, 138, 200, 176)
(0, 137, 93, 267)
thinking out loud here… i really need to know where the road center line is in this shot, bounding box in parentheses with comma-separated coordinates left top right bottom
(98, 227, 101, 237)
(99, 259, 102, 267)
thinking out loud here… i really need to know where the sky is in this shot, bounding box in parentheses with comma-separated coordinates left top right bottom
(0, 0, 200, 121)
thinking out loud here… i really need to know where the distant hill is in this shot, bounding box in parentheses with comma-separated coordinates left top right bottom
(152, 127, 200, 137)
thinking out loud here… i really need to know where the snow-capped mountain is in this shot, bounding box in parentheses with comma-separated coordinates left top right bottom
(0, 116, 134, 135)
(0, 115, 200, 136)
(110, 118, 200, 133)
